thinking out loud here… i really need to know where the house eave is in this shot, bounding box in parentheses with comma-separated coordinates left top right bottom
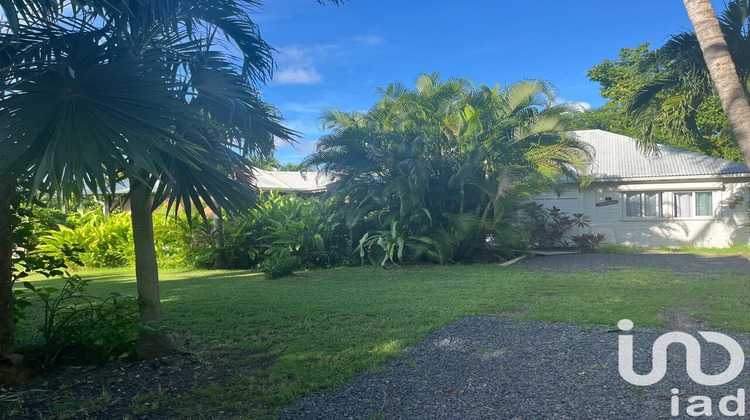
(565, 173, 750, 184)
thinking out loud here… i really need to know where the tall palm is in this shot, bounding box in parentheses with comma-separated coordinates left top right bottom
(630, 0, 750, 164)
(682, 0, 750, 166)
(0, 0, 294, 366)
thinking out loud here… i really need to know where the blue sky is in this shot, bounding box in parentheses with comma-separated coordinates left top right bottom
(256, 1, 715, 163)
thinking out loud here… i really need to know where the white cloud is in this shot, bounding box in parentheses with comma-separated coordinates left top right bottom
(273, 46, 323, 85)
(354, 34, 384, 46)
(569, 101, 592, 112)
(275, 68, 323, 85)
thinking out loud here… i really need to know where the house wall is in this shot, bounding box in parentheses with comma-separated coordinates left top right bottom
(531, 179, 750, 248)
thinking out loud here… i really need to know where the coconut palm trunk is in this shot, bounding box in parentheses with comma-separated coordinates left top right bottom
(684, 0, 750, 166)
(129, 176, 174, 358)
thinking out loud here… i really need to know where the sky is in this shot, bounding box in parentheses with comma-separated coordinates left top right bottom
(255, 0, 719, 164)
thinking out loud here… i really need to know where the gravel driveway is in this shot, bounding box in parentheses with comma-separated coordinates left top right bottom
(518, 252, 750, 274)
(280, 317, 750, 420)
(280, 254, 750, 419)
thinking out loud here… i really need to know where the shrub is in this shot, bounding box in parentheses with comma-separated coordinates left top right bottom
(152, 210, 214, 268)
(17, 276, 144, 365)
(38, 210, 134, 267)
(357, 220, 439, 267)
(571, 232, 607, 252)
(259, 251, 300, 278)
(256, 190, 346, 268)
(12, 204, 144, 366)
(523, 205, 590, 249)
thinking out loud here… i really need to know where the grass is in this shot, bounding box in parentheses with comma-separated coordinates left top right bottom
(656, 244, 750, 255)
(12, 263, 750, 418)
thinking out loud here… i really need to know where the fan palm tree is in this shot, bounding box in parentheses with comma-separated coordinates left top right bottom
(0, 0, 295, 368)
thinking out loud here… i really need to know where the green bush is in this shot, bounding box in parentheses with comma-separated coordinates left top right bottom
(152, 210, 214, 268)
(17, 276, 144, 365)
(523, 204, 591, 249)
(571, 232, 607, 253)
(38, 210, 134, 267)
(259, 251, 300, 278)
(34, 192, 351, 270)
(12, 203, 143, 366)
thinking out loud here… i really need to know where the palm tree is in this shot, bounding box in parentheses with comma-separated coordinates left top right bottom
(0, 0, 294, 367)
(630, 1, 750, 163)
(307, 74, 590, 262)
(682, 0, 750, 166)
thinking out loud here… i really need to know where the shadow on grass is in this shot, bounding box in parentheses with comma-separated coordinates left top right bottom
(519, 252, 750, 274)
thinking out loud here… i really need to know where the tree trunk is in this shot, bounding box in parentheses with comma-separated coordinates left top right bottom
(684, 0, 750, 166)
(129, 176, 174, 358)
(458, 183, 465, 214)
(0, 181, 31, 386)
(212, 203, 227, 269)
(0, 182, 15, 357)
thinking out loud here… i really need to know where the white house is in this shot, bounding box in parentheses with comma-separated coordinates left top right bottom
(532, 130, 750, 248)
(87, 169, 333, 213)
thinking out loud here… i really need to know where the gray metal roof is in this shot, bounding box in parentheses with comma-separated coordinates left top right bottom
(84, 169, 333, 195)
(254, 169, 333, 193)
(572, 129, 750, 181)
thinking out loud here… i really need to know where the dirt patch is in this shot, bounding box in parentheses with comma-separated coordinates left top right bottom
(657, 309, 708, 329)
(1, 349, 276, 419)
(494, 301, 534, 318)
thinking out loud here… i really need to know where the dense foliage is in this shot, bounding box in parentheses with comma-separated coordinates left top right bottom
(522, 205, 591, 249)
(35, 190, 351, 270)
(12, 202, 143, 366)
(306, 74, 592, 264)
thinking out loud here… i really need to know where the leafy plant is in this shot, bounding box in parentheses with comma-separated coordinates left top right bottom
(11, 202, 144, 365)
(356, 220, 438, 267)
(306, 74, 592, 263)
(571, 232, 607, 253)
(524, 205, 591, 249)
(255, 190, 346, 268)
(18, 276, 144, 365)
(38, 210, 134, 268)
(259, 251, 300, 279)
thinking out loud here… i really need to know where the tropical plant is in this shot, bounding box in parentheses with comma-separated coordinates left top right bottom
(0, 0, 296, 361)
(17, 276, 144, 366)
(256, 190, 346, 268)
(356, 220, 438, 267)
(259, 251, 300, 279)
(681, 0, 750, 166)
(523, 205, 591, 249)
(307, 74, 592, 264)
(602, 1, 750, 164)
(39, 211, 134, 268)
(571, 232, 607, 253)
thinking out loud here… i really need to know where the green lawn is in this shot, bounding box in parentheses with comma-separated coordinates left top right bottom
(12, 263, 750, 418)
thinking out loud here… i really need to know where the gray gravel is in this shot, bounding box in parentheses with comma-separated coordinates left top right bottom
(518, 252, 750, 274)
(279, 317, 750, 419)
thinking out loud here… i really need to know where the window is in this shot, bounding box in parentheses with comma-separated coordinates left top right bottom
(673, 191, 713, 218)
(674, 192, 693, 218)
(696, 192, 713, 216)
(625, 192, 662, 218)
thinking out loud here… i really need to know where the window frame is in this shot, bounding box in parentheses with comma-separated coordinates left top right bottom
(623, 192, 664, 219)
(672, 191, 715, 219)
